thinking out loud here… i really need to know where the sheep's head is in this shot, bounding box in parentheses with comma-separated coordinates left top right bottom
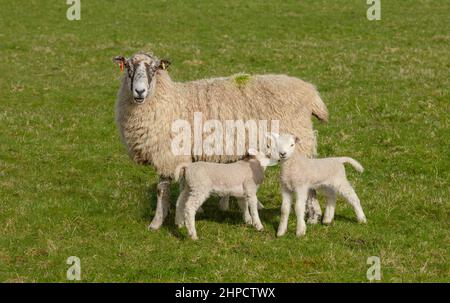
(266, 133, 300, 161)
(113, 53, 171, 104)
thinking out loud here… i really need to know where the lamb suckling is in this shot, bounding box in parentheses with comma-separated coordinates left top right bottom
(267, 133, 367, 238)
(174, 148, 277, 240)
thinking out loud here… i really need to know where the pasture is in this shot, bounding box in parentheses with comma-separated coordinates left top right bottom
(0, 0, 448, 282)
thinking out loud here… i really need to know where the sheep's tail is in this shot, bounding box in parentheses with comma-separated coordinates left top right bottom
(311, 90, 329, 122)
(337, 157, 364, 173)
(174, 162, 190, 182)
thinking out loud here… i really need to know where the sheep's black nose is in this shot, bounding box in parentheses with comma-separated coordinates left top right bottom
(135, 88, 145, 96)
(280, 152, 286, 158)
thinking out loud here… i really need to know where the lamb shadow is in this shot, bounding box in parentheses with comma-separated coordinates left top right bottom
(333, 214, 360, 224)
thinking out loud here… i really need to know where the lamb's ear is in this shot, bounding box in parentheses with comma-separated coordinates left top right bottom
(158, 59, 171, 70)
(265, 132, 279, 142)
(248, 148, 258, 156)
(295, 136, 301, 144)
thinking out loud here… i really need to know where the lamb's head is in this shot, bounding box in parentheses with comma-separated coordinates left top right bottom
(113, 53, 171, 104)
(266, 133, 300, 161)
(248, 148, 278, 169)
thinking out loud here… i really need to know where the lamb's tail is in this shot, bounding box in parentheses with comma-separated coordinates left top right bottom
(311, 89, 329, 122)
(174, 162, 190, 182)
(337, 157, 364, 173)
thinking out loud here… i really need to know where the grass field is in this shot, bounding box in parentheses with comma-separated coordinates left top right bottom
(0, 0, 448, 282)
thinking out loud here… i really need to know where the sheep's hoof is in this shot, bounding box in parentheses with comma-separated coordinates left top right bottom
(197, 206, 204, 214)
(257, 201, 264, 210)
(296, 227, 306, 237)
(190, 235, 199, 241)
(307, 217, 319, 225)
(322, 219, 333, 225)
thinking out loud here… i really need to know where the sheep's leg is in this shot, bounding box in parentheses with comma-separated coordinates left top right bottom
(294, 186, 309, 237)
(175, 187, 189, 228)
(337, 181, 367, 223)
(306, 189, 322, 224)
(148, 177, 171, 230)
(247, 193, 263, 231)
(184, 192, 208, 240)
(322, 188, 337, 225)
(237, 198, 252, 225)
(277, 186, 292, 237)
(219, 196, 230, 211)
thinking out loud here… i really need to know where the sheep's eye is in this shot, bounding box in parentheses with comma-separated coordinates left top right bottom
(266, 145, 270, 149)
(290, 144, 294, 147)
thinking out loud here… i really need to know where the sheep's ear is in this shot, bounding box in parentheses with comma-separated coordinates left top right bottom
(248, 148, 258, 156)
(295, 136, 301, 144)
(113, 56, 126, 65)
(158, 59, 171, 70)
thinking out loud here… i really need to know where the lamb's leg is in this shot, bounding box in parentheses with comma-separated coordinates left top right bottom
(277, 186, 292, 237)
(306, 189, 322, 224)
(294, 186, 309, 237)
(175, 187, 189, 228)
(247, 193, 263, 231)
(257, 200, 265, 210)
(237, 197, 252, 225)
(148, 177, 171, 230)
(219, 196, 230, 211)
(322, 188, 337, 225)
(184, 191, 208, 240)
(337, 181, 367, 223)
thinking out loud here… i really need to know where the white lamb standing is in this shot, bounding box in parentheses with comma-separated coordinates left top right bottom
(174, 148, 277, 240)
(267, 133, 367, 238)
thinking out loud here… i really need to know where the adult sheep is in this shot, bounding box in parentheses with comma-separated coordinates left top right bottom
(113, 52, 328, 230)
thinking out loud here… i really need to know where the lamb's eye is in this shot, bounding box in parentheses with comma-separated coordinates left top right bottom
(290, 144, 294, 147)
(266, 145, 270, 149)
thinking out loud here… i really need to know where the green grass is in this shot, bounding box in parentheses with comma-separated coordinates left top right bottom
(0, 0, 448, 282)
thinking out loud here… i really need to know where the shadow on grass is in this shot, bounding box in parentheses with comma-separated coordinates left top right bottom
(139, 182, 283, 238)
(139, 182, 361, 239)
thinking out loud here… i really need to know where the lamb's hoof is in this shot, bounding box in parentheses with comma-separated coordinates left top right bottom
(257, 201, 264, 210)
(277, 230, 286, 237)
(358, 217, 367, 224)
(148, 220, 163, 230)
(254, 224, 264, 231)
(190, 235, 199, 241)
(197, 206, 204, 214)
(176, 222, 185, 228)
(244, 217, 253, 225)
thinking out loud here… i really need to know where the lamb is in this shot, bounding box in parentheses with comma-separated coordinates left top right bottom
(267, 133, 367, 237)
(174, 148, 276, 240)
(113, 52, 328, 230)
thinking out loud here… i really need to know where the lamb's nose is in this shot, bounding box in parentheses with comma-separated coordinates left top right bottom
(135, 88, 145, 96)
(280, 152, 286, 158)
